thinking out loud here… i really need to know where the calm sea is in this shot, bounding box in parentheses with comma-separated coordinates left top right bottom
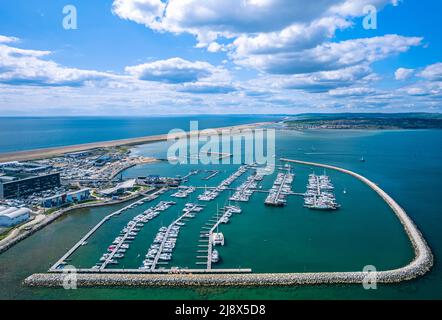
(0, 118, 441, 299)
(0, 116, 281, 153)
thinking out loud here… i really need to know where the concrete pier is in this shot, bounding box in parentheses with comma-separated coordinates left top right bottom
(49, 188, 166, 271)
(150, 203, 202, 270)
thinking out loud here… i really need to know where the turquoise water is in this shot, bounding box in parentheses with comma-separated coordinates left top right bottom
(0, 127, 441, 299)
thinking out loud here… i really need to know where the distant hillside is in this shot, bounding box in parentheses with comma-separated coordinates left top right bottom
(284, 113, 442, 130)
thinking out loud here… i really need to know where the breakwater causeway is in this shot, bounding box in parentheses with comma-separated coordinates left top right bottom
(24, 159, 433, 288)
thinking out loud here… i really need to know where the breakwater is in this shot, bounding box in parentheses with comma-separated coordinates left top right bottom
(23, 159, 433, 287)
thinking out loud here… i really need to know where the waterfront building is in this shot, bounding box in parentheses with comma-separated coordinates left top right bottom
(66, 188, 91, 203)
(0, 172, 61, 200)
(41, 193, 67, 208)
(41, 188, 91, 208)
(0, 207, 31, 227)
(99, 179, 136, 197)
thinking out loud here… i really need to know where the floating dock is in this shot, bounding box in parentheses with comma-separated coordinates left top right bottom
(49, 188, 167, 272)
(150, 203, 203, 270)
(202, 170, 220, 180)
(264, 169, 294, 206)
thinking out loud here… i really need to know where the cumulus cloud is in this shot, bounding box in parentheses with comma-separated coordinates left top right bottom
(418, 62, 442, 81)
(111, 0, 401, 71)
(125, 57, 218, 83)
(275, 66, 375, 93)
(395, 68, 414, 80)
(178, 82, 237, 94)
(112, 0, 166, 30)
(112, 0, 344, 38)
(112, 0, 396, 45)
(234, 35, 422, 74)
(0, 35, 19, 43)
(0, 41, 114, 87)
(328, 87, 377, 97)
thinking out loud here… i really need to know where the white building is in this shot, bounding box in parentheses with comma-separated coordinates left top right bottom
(0, 207, 31, 227)
(99, 179, 136, 196)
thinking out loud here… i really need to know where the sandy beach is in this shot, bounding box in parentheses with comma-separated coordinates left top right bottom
(0, 122, 271, 162)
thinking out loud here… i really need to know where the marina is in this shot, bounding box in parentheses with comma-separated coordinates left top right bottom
(0, 124, 438, 300)
(171, 186, 196, 198)
(49, 188, 168, 272)
(46, 162, 355, 274)
(264, 167, 294, 207)
(229, 174, 258, 202)
(146, 203, 205, 270)
(202, 170, 220, 181)
(304, 172, 340, 210)
(197, 165, 248, 201)
(201, 205, 243, 270)
(39, 147, 432, 287)
(97, 201, 176, 270)
(36, 157, 432, 286)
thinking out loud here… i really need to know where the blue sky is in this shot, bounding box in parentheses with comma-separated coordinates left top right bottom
(0, 0, 441, 115)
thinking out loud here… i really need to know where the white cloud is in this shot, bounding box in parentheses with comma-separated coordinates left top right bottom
(112, 0, 166, 30)
(273, 66, 375, 93)
(0, 35, 19, 43)
(178, 82, 237, 94)
(112, 0, 345, 39)
(207, 42, 224, 53)
(418, 62, 442, 81)
(111, 0, 401, 74)
(232, 17, 350, 57)
(125, 57, 219, 83)
(395, 68, 414, 80)
(0, 41, 114, 87)
(328, 87, 377, 97)
(236, 35, 422, 75)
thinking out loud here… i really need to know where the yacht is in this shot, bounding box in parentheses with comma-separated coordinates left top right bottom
(211, 249, 220, 263)
(220, 216, 229, 224)
(211, 232, 225, 246)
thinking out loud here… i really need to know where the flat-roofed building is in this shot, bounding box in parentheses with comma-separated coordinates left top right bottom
(99, 179, 136, 196)
(41, 188, 91, 208)
(0, 172, 61, 200)
(66, 188, 90, 202)
(41, 193, 67, 208)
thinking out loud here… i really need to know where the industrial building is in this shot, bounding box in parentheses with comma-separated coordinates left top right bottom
(0, 172, 61, 200)
(0, 206, 31, 227)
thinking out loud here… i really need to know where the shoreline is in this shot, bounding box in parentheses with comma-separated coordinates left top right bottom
(0, 122, 271, 162)
(24, 159, 433, 288)
(0, 191, 146, 255)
